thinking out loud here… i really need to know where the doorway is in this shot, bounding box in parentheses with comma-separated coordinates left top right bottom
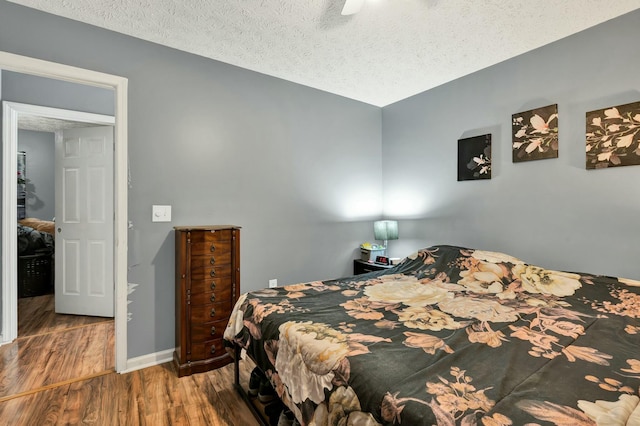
(9, 111, 116, 398)
(0, 51, 128, 373)
(11, 106, 115, 318)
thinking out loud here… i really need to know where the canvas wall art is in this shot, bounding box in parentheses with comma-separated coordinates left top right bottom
(512, 104, 558, 162)
(586, 101, 640, 169)
(457, 134, 491, 181)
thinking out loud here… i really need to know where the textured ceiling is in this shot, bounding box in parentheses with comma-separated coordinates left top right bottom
(8, 0, 640, 106)
(18, 115, 100, 132)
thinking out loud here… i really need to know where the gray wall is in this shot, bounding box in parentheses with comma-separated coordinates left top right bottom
(2, 70, 115, 115)
(17, 130, 55, 220)
(5, 1, 636, 361)
(0, 2, 382, 358)
(382, 9, 640, 280)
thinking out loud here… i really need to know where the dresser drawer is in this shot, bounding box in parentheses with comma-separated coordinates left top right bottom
(189, 252, 232, 268)
(191, 318, 228, 342)
(189, 230, 232, 255)
(190, 302, 232, 323)
(189, 276, 232, 295)
(190, 265, 232, 281)
(190, 284, 232, 305)
(191, 338, 226, 360)
(190, 240, 231, 257)
(189, 229, 232, 243)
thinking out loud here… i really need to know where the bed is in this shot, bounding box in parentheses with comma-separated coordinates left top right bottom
(18, 218, 55, 254)
(224, 245, 640, 425)
(17, 218, 55, 298)
(19, 217, 55, 236)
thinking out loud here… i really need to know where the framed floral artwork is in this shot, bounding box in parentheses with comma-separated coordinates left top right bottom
(512, 104, 558, 162)
(457, 134, 491, 181)
(586, 101, 640, 169)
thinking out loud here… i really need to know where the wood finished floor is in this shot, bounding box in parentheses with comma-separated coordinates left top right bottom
(1, 295, 259, 425)
(0, 295, 114, 399)
(18, 294, 110, 337)
(0, 361, 260, 425)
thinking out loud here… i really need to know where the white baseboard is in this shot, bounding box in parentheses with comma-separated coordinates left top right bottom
(122, 348, 174, 373)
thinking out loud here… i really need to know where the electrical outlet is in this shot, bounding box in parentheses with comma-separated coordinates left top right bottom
(268, 279, 278, 288)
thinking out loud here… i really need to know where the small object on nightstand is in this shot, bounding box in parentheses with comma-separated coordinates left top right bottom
(375, 255, 390, 265)
(360, 242, 386, 262)
(353, 259, 394, 275)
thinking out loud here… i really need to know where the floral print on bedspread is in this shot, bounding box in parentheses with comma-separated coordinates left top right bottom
(225, 245, 640, 426)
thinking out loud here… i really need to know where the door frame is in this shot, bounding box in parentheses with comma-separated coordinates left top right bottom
(8, 103, 115, 312)
(0, 51, 128, 373)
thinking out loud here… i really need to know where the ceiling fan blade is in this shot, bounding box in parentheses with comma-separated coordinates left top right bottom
(341, 0, 365, 15)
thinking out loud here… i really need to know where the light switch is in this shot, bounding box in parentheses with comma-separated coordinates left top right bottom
(152, 205, 172, 222)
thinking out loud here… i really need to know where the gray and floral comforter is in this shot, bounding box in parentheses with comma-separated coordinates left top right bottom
(224, 245, 640, 425)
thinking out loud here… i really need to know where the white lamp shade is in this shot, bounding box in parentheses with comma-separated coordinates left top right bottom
(373, 220, 398, 241)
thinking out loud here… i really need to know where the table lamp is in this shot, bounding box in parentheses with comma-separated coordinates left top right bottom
(373, 220, 398, 255)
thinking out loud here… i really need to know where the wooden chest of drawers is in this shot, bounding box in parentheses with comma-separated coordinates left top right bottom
(173, 225, 240, 377)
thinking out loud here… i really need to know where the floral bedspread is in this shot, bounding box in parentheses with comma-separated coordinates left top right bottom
(224, 245, 640, 425)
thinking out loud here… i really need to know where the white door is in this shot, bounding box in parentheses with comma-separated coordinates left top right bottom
(55, 126, 114, 317)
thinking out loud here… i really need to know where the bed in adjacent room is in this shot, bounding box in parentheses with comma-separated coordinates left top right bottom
(224, 245, 640, 425)
(17, 218, 55, 298)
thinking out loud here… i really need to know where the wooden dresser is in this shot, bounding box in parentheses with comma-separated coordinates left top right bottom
(173, 225, 240, 377)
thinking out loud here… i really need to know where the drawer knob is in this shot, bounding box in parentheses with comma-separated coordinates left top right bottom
(210, 245, 216, 252)
(210, 326, 216, 335)
(210, 294, 216, 303)
(210, 308, 216, 317)
(210, 257, 215, 265)
(210, 270, 216, 277)
(210, 281, 216, 290)
(210, 346, 216, 354)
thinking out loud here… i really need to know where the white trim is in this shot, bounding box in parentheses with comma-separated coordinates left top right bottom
(0, 51, 128, 372)
(5, 102, 115, 126)
(1, 104, 18, 344)
(121, 348, 174, 374)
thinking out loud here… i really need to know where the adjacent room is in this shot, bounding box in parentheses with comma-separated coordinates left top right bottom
(1, 0, 639, 424)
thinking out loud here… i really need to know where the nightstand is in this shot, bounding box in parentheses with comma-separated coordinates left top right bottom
(353, 259, 394, 275)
